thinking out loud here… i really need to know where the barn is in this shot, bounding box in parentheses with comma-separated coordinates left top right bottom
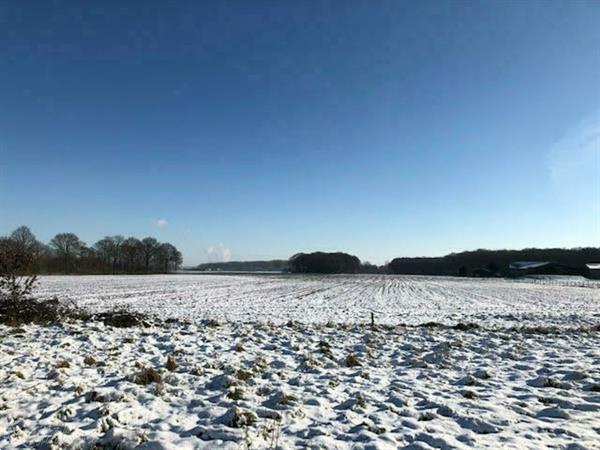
(586, 263, 600, 280)
(508, 261, 579, 277)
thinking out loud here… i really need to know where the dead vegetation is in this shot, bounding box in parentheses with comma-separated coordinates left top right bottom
(318, 340, 334, 359)
(227, 387, 245, 401)
(0, 238, 38, 302)
(0, 296, 82, 326)
(190, 367, 204, 376)
(165, 354, 178, 371)
(93, 311, 147, 328)
(133, 367, 162, 385)
(55, 360, 70, 369)
(236, 369, 253, 381)
(345, 353, 361, 367)
(223, 406, 257, 428)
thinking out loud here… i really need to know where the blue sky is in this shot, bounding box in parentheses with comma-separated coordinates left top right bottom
(1, 1, 599, 265)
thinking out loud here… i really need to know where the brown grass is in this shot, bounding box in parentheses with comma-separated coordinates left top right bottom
(133, 367, 162, 385)
(165, 354, 178, 371)
(345, 353, 361, 367)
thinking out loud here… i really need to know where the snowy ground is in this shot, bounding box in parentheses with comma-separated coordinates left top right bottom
(34, 274, 600, 328)
(1, 275, 599, 449)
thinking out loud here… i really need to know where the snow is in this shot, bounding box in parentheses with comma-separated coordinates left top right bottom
(1, 274, 599, 449)
(34, 274, 600, 328)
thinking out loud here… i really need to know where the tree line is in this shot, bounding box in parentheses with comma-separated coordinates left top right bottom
(191, 248, 600, 277)
(388, 247, 600, 277)
(193, 260, 289, 272)
(1, 226, 183, 274)
(288, 252, 362, 274)
(286, 248, 599, 276)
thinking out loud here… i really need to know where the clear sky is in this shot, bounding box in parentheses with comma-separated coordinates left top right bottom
(1, 1, 599, 265)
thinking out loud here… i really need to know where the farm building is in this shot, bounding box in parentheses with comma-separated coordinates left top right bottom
(508, 261, 579, 277)
(586, 263, 600, 279)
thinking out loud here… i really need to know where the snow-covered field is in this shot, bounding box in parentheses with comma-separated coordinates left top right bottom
(1, 274, 599, 449)
(34, 274, 600, 328)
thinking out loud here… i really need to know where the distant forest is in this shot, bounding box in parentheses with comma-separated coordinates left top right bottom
(191, 254, 380, 274)
(191, 248, 600, 277)
(193, 260, 288, 272)
(2, 225, 598, 277)
(0, 226, 182, 274)
(388, 248, 600, 277)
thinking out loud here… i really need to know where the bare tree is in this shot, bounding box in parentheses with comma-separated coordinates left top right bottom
(50, 233, 82, 273)
(10, 226, 40, 252)
(109, 235, 125, 274)
(4, 226, 183, 275)
(141, 237, 159, 273)
(94, 237, 115, 273)
(122, 237, 142, 273)
(155, 243, 183, 273)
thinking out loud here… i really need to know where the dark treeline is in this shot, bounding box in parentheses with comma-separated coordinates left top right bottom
(1, 226, 183, 274)
(194, 248, 599, 277)
(388, 248, 600, 277)
(4, 224, 597, 278)
(193, 260, 288, 272)
(191, 253, 374, 274)
(288, 252, 362, 274)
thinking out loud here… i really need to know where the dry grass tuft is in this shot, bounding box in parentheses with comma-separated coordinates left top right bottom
(227, 387, 245, 401)
(165, 354, 178, 371)
(462, 389, 477, 399)
(345, 353, 361, 367)
(355, 393, 366, 409)
(224, 406, 257, 428)
(318, 340, 334, 359)
(133, 367, 162, 385)
(83, 355, 96, 366)
(236, 369, 252, 381)
(190, 367, 204, 377)
(154, 382, 165, 396)
(95, 311, 146, 328)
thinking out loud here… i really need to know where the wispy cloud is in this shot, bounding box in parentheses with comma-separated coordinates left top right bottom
(156, 218, 169, 229)
(548, 111, 600, 204)
(206, 243, 232, 262)
(221, 245, 232, 262)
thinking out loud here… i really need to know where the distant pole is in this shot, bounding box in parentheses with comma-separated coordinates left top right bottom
(370, 312, 375, 329)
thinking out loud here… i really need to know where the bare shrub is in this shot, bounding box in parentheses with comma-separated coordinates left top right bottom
(0, 237, 38, 302)
(0, 237, 85, 326)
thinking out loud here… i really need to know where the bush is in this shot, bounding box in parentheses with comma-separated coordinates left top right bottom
(0, 299, 77, 326)
(0, 237, 38, 303)
(0, 237, 52, 325)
